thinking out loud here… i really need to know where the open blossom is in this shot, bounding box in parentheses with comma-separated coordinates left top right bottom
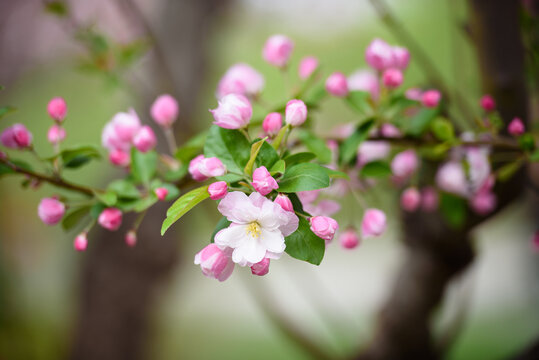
(98, 207, 123, 231)
(189, 155, 226, 181)
(390, 46, 410, 69)
(339, 228, 360, 249)
(365, 38, 393, 70)
(422, 90, 441, 108)
(208, 181, 228, 200)
(285, 99, 307, 126)
(111, 109, 141, 142)
(262, 112, 282, 137)
(391, 150, 418, 179)
(298, 56, 318, 80)
(382, 68, 403, 88)
(150, 94, 178, 127)
(274, 194, 294, 212)
(47, 97, 67, 122)
(210, 93, 252, 129)
(310, 216, 339, 242)
(133, 126, 156, 153)
(263, 34, 294, 67)
(436, 161, 468, 196)
(466, 148, 491, 193)
(508, 117, 525, 136)
(194, 244, 235, 282)
(215, 192, 299, 266)
(251, 258, 270, 276)
(325, 72, 349, 97)
(155, 187, 169, 201)
(421, 187, 439, 212)
(38, 197, 65, 225)
(109, 149, 130, 167)
(47, 125, 66, 145)
(401, 187, 421, 212)
(361, 209, 386, 238)
(74, 232, 88, 251)
(348, 70, 380, 101)
(1, 124, 33, 149)
(480, 95, 496, 112)
(217, 63, 264, 99)
(252, 166, 278, 195)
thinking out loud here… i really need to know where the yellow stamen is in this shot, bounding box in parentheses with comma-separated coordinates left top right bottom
(246, 222, 261, 239)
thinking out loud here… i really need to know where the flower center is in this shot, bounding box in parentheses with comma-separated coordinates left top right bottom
(246, 222, 261, 239)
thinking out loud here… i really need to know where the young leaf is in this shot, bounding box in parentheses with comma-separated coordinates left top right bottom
(288, 193, 310, 216)
(285, 217, 325, 265)
(530, 149, 539, 162)
(107, 179, 140, 199)
(255, 141, 280, 170)
(297, 130, 332, 164)
(204, 125, 250, 182)
(323, 167, 349, 179)
(210, 216, 232, 242)
(133, 196, 158, 212)
(60, 145, 101, 169)
(284, 152, 316, 167)
(497, 159, 523, 182)
(62, 206, 91, 231)
(270, 159, 286, 176)
(272, 124, 290, 150)
(345, 91, 372, 114)
(131, 149, 157, 185)
(430, 117, 455, 141)
(406, 108, 439, 137)
(303, 84, 327, 107)
(439, 193, 467, 228)
(278, 163, 330, 193)
(360, 161, 392, 178)
(161, 186, 210, 235)
(0, 106, 16, 120)
(93, 190, 117, 206)
(90, 203, 106, 219)
(0, 160, 31, 177)
(339, 118, 375, 164)
(244, 137, 268, 175)
(175, 130, 207, 163)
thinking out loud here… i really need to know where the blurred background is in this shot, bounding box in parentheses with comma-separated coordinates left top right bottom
(0, 0, 538, 359)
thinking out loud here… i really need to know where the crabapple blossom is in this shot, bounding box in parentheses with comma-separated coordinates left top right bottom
(390, 46, 410, 69)
(348, 70, 380, 101)
(339, 228, 360, 249)
(325, 72, 349, 97)
(401, 187, 421, 212)
(380, 124, 402, 138)
(74, 232, 88, 251)
(37, 197, 65, 225)
(111, 109, 141, 142)
(252, 166, 278, 195)
(357, 141, 391, 166)
(98, 207, 123, 231)
(108, 149, 130, 167)
(155, 187, 169, 201)
(251, 258, 270, 276)
(274, 194, 294, 212)
(189, 155, 226, 181)
(217, 63, 264, 99)
(365, 38, 393, 70)
(150, 94, 179, 127)
(210, 94, 252, 129)
(382, 68, 403, 88)
(309, 216, 339, 242)
(47, 125, 66, 145)
(262, 112, 282, 137)
(421, 90, 441, 108)
(285, 99, 307, 126)
(194, 244, 235, 282)
(480, 95, 496, 112)
(436, 161, 468, 196)
(298, 56, 319, 80)
(361, 209, 387, 238)
(1, 124, 33, 149)
(262, 35, 294, 68)
(47, 97, 67, 122)
(125, 230, 137, 247)
(391, 150, 418, 179)
(215, 192, 299, 266)
(508, 117, 525, 136)
(466, 148, 491, 193)
(208, 181, 228, 200)
(133, 126, 156, 153)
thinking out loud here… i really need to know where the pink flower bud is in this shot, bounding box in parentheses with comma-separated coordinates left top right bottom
(199, 157, 227, 178)
(262, 34, 294, 68)
(325, 72, 349, 97)
(390, 46, 410, 70)
(380, 124, 402, 138)
(217, 63, 264, 99)
(111, 109, 141, 142)
(208, 181, 228, 200)
(480, 95, 496, 112)
(348, 70, 380, 101)
(252, 166, 278, 195)
(133, 126, 156, 153)
(125, 230, 137, 247)
(47, 97, 67, 122)
(98, 207, 123, 231)
(155, 187, 169, 201)
(401, 187, 421, 212)
(108, 149, 130, 167)
(298, 56, 319, 80)
(421, 187, 438, 212)
(102, 123, 130, 152)
(189, 155, 207, 181)
(470, 191, 496, 215)
(285, 99, 307, 127)
(150, 94, 179, 127)
(421, 90, 442, 108)
(251, 258, 270, 276)
(47, 124, 66, 145)
(508, 117, 525, 136)
(210, 94, 252, 129)
(382, 68, 403, 89)
(365, 38, 393, 70)
(361, 209, 387, 238)
(74, 232, 88, 251)
(436, 162, 468, 196)
(309, 216, 339, 242)
(1, 124, 33, 149)
(262, 112, 282, 137)
(339, 228, 360, 249)
(194, 243, 234, 282)
(391, 150, 418, 179)
(274, 194, 294, 212)
(37, 197, 65, 225)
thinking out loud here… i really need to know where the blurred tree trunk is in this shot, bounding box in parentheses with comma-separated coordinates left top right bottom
(357, 1, 529, 359)
(69, 1, 227, 360)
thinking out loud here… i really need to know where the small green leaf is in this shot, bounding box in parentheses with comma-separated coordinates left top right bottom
(530, 150, 539, 162)
(133, 196, 158, 212)
(430, 117, 455, 141)
(345, 91, 372, 114)
(406, 108, 439, 137)
(284, 152, 316, 167)
(154, 182, 180, 201)
(270, 159, 286, 176)
(339, 118, 375, 164)
(59, 145, 101, 169)
(288, 193, 310, 216)
(93, 190, 117, 206)
(518, 133, 536, 151)
(285, 217, 325, 265)
(497, 160, 523, 182)
(272, 124, 290, 150)
(107, 179, 140, 199)
(323, 167, 349, 179)
(90, 203, 106, 219)
(44, 1, 68, 16)
(278, 163, 330, 193)
(204, 125, 250, 182)
(61, 206, 91, 231)
(255, 141, 280, 170)
(439, 193, 467, 228)
(297, 130, 332, 164)
(131, 149, 157, 185)
(360, 161, 392, 178)
(244, 137, 268, 175)
(0, 106, 16, 120)
(0, 160, 31, 177)
(303, 85, 327, 107)
(161, 186, 210, 235)
(175, 131, 207, 163)
(210, 216, 232, 242)
(164, 163, 188, 182)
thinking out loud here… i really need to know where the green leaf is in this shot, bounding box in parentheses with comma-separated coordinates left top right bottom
(430, 117, 455, 141)
(44, 1, 68, 16)
(175, 130, 207, 163)
(497, 160, 523, 182)
(269, 159, 286, 176)
(518, 133, 536, 151)
(255, 141, 280, 170)
(161, 186, 210, 235)
(323, 167, 349, 179)
(297, 130, 332, 164)
(272, 124, 290, 150)
(60, 145, 101, 169)
(90, 203, 106, 219)
(345, 91, 372, 114)
(530, 150, 539, 162)
(339, 118, 375, 164)
(278, 163, 330, 193)
(303, 85, 327, 107)
(406, 108, 439, 137)
(360, 161, 392, 178)
(61, 206, 91, 231)
(288, 193, 310, 216)
(107, 179, 140, 199)
(285, 217, 325, 265)
(439, 193, 467, 228)
(93, 190, 117, 206)
(284, 152, 316, 167)
(0, 106, 16, 120)
(131, 149, 157, 185)
(0, 160, 31, 177)
(164, 163, 188, 182)
(204, 125, 250, 182)
(244, 137, 267, 175)
(133, 196, 158, 212)
(210, 216, 232, 242)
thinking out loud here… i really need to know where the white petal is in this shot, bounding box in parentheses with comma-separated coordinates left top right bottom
(259, 228, 286, 254)
(218, 191, 258, 223)
(279, 212, 299, 237)
(231, 238, 266, 265)
(214, 225, 249, 248)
